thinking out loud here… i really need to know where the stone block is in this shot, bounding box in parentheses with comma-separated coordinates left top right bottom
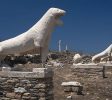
(1, 97, 10, 100)
(6, 93, 15, 99)
(34, 84, 46, 89)
(2, 67, 11, 72)
(0, 68, 53, 78)
(30, 97, 39, 100)
(61, 81, 83, 94)
(14, 87, 26, 93)
(64, 87, 72, 92)
(61, 81, 81, 87)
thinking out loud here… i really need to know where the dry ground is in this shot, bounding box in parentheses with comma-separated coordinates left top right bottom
(53, 64, 112, 100)
(16, 62, 112, 100)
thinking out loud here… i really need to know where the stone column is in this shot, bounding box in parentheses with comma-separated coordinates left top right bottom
(58, 40, 62, 52)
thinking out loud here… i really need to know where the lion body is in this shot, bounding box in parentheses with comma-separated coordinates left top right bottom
(0, 8, 66, 64)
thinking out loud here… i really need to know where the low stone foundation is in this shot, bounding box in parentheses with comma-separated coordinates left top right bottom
(0, 68, 54, 100)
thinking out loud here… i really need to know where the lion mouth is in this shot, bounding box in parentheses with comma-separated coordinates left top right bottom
(55, 10, 66, 18)
(55, 14, 64, 19)
(55, 11, 66, 25)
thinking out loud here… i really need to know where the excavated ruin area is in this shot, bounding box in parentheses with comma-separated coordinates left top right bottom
(0, 52, 112, 100)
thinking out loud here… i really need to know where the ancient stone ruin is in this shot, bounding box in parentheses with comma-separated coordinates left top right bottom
(0, 68, 53, 100)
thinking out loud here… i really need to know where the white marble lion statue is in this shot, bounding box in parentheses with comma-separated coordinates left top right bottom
(0, 7, 66, 67)
(92, 44, 112, 63)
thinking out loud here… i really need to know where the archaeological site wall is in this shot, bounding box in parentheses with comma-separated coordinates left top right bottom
(0, 68, 54, 100)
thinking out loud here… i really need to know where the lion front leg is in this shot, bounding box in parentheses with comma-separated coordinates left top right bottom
(34, 41, 48, 67)
(40, 45, 48, 67)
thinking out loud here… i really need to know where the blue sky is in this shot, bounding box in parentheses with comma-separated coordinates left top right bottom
(0, 0, 112, 53)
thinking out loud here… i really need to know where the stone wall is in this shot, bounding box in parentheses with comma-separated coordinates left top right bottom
(0, 68, 54, 100)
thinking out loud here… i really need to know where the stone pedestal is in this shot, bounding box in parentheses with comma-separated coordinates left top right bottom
(0, 68, 54, 100)
(61, 81, 83, 99)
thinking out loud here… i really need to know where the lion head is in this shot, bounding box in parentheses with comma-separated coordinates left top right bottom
(47, 7, 66, 26)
